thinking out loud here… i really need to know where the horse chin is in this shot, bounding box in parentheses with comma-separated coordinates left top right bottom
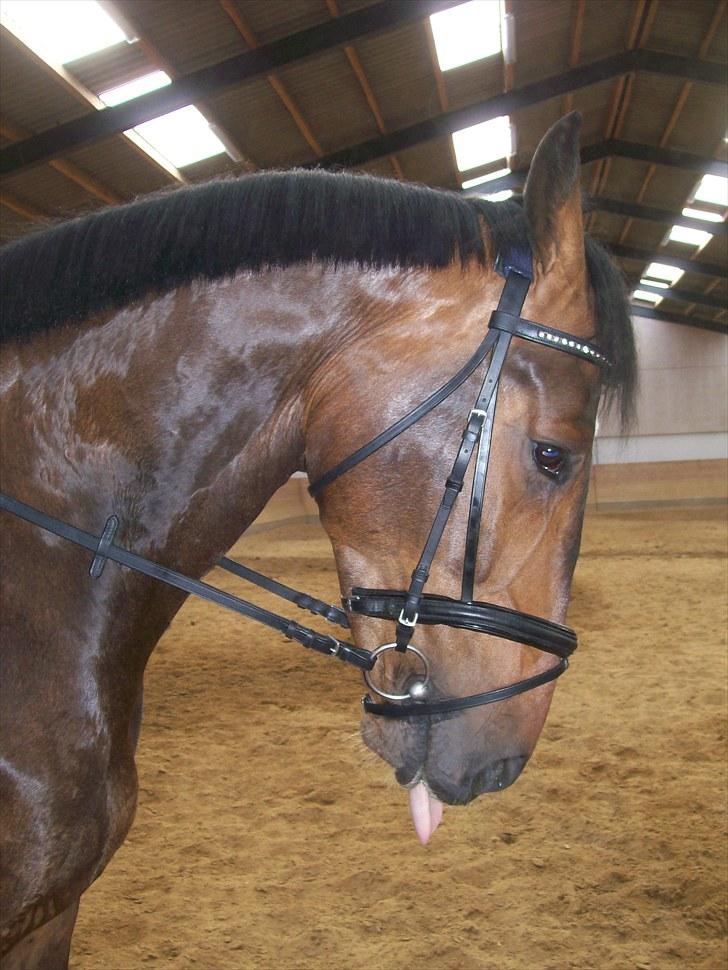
(361, 716, 531, 808)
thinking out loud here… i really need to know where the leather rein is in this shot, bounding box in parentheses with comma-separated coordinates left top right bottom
(0, 252, 609, 718)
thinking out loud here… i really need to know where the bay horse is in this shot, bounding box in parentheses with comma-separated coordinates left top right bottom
(0, 113, 635, 968)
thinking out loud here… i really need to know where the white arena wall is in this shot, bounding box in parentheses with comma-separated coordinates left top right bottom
(589, 313, 727, 507)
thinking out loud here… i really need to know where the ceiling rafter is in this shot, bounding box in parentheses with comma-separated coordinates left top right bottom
(586, 0, 655, 227)
(0, 116, 123, 206)
(617, 0, 727, 246)
(561, 0, 585, 116)
(324, 0, 403, 179)
(0, 24, 184, 184)
(0, 189, 46, 222)
(219, 0, 323, 159)
(0, 0, 460, 177)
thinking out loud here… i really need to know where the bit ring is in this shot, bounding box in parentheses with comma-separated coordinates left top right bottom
(363, 642, 430, 702)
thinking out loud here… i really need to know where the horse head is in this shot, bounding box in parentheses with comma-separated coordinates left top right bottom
(304, 114, 634, 834)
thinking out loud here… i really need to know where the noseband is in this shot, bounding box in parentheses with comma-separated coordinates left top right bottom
(0, 250, 609, 718)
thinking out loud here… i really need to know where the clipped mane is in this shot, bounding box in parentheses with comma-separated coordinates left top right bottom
(0, 169, 635, 422)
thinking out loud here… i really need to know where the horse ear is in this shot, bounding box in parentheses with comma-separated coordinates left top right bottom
(523, 112, 584, 275)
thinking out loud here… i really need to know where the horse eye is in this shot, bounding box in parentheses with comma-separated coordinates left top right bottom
(533, 442, 568, 478)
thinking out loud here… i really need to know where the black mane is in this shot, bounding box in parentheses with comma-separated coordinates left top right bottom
(0, 169, 635, 423)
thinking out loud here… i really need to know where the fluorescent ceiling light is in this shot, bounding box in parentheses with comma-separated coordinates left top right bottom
(639, 278, 669, 289)
(0, 0, 126, 64)
(692, 174, 728, 206)
(99, 71, 171, 107)
(452, 115, 511, 172)
(461, 167, 510, 189)
(132, 105, 226, 168)
(430, 1, 503, 72)
(668, 224, 713, 247)
(681, 206, 724, 223)
(632, 289, 663, 306)
(644, 262, 684, 285)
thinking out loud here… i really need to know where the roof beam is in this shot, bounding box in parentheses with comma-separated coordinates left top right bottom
(0, 116, 123, 205)
(0, 0, 460, 177)
(461, 142, 727, 194)
(0, 190, 46, 222)
(630, 304, 727, 334)
(593, 196, 727, 236)
(628, 280, 727, 309)
(310, 49, 725, 170)
(610, 243, 726, 278)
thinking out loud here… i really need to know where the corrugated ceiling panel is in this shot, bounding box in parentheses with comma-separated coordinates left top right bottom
(61, 136, 177, 200)
(511, 0, 572, 88)
(117, 0, 244, 75)
(666, 82, 727, 156)
(235, 0, 332, 44)
(395, 135, 458, 190)
(0, 208, 36, 243)
(639, 165, 703, 212)
(1, 162, 104, 218)
(209, 76, 319, 168)
(599, 156, 654, 202)
(65, 41, 152, 95)
(0, 35, 90, 132)
(351, 23, 440, 132)
(579, 0, 635, 62)
(620, 74, 697, 147)
(439, 56, 504, 115)
(646, 0, 721, 56)
(271, 48, 382, 154)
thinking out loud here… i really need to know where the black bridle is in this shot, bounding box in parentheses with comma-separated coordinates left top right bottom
(0, 251, 609, 718)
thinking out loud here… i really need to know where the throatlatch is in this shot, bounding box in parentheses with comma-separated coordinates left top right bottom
(0, 250, 609, 718)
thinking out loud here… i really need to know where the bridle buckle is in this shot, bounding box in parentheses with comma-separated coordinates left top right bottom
(397, 609, 418, 627)
(469, 408, 488, 421)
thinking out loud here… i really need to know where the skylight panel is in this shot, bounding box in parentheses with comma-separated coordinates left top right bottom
(0, 0, 127, 64)
(430, 1, 503, 72)
(479, 189, 513, 202)
(461, 167, 510, 190)
(692, 174, 728, 207)
(99, 71, 171, 107)
(667, 224, 713, 247)
(681, 207, 724, 223)
(452, 115, 512, 172)
(132, 106, 226, 168)
(644, 262, 684, 286)
(632, 289, 663, 306)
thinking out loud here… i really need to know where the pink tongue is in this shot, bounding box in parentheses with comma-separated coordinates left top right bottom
(408, 782, 444, 845)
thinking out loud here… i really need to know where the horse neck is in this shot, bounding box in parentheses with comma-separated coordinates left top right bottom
(0, 268, 332, 571)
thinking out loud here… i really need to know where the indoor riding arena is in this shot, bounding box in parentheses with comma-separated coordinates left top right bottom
(0, 3, 726, 970)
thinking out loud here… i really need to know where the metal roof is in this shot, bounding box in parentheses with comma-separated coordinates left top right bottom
(1, 0, 725, 333)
